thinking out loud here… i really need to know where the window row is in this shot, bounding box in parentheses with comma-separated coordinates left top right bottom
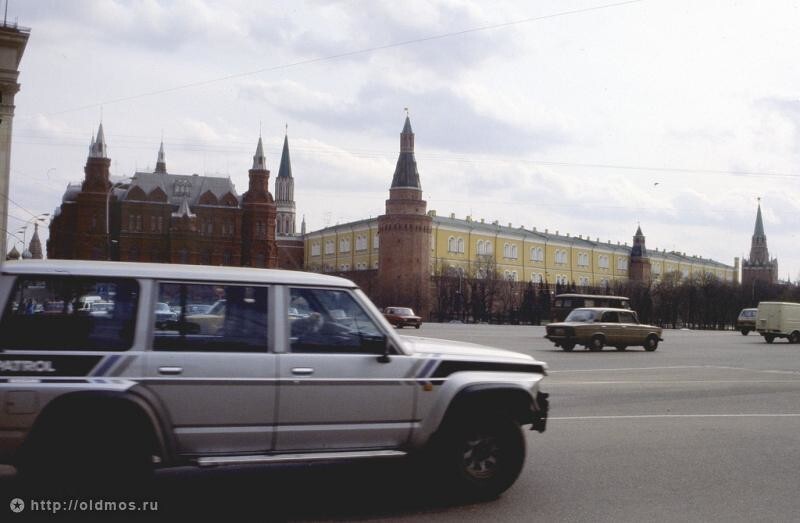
(447, 237, 465, 254)
(313, 235, 378, 257)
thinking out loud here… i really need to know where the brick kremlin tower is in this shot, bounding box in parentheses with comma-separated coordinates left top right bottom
(629, 225, 651, 282)
(377, 113, 432, 318)
(241, 136, 278, 268)
(742, 201, 778, 286)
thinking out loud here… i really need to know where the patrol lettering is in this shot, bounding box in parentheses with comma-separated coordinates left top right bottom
(0, 360, 56, 373)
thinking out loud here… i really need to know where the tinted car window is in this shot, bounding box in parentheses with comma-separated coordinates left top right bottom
(153, 282, 268, 352)
(565, 309, 596, 322)
(289, 288, 384, 354)
(601, 311, 619, 323)
(0, 276, 138, 351)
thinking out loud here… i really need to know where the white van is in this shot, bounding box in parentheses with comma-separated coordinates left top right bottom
(756, 302, 800, 344)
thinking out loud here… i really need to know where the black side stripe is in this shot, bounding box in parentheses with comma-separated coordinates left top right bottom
(430, 361, 546, 378)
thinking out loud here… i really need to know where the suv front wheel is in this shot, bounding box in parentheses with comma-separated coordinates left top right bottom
(433, 413, 526, 500)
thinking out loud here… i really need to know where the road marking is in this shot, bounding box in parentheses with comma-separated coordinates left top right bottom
(549, 365, 800, 376)
(549, 366, 713, 373)
(551, 413, 800, 420)
(547, 379, 800, 385)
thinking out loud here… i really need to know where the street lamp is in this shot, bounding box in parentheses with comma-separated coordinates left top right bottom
(106, 177, 135, 260)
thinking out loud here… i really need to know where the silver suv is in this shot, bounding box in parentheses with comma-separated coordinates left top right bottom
(0, 260, 548, 498)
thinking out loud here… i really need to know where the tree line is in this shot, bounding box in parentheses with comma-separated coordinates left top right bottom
(431, 258, 800, 329)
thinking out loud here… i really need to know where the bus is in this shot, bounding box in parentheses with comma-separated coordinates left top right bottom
(550, 293, 631, 322)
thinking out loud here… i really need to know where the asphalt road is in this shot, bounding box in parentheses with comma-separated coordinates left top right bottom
(2, 325, 799, 521)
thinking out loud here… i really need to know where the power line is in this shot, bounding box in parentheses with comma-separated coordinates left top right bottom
(29, 0, 645, 119)
(11, 132, 800, 180)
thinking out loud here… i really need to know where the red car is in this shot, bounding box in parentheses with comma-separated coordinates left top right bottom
(383, 307, 422, 329)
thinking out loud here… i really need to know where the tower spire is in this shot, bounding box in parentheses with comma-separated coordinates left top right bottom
(391, 111, 420, 189)
(155, 140, 167, 174)
(252, 136, 267, 170)
(89, 122, 107, 158)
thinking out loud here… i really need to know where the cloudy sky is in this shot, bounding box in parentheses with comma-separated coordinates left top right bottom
(6, 0, 800, 279)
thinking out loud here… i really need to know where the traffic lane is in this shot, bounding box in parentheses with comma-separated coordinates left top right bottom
(403, 324, 800, 373)
(496, 416, 800, 523)
(547, 365, 800, 417)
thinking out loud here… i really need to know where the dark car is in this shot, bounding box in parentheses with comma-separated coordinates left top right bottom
(383, 307, 422, 329)
(736, 308, 757, 335)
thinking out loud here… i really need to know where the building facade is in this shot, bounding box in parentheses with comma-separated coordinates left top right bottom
(741, 202, 778, 287)
(304, 116, 736, 297)
(48, 124, 283, 268)
(0, 21, 29, 258)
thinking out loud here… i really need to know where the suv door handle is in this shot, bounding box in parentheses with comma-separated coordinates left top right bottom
(158, 366, 184, 375)
(291, 367, 314, 376)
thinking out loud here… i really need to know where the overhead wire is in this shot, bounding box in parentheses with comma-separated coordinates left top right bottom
(26, 0, 646, 119)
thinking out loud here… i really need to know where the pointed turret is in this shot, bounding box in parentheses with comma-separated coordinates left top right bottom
(28, 223, 43, 259)
(81, 122, 111, 193)
(89, 122, 108, 158)
(631, 224, 647, 258)
(275, 131, 296, 235)
(252, 136, 267, 171)
(155, 141, 167, 174)
(379, 113, 431, 318)
(753, 202, 765, 237)
(630, 224, 651, 282)
(743, 200, 779, 286)
(6, 245, 20, 261)
(391, 113, 420, 189)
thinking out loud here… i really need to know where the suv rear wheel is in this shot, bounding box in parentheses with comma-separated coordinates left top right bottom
(18, 404, 155, 491)
(560, 342, 575, 351)
(433, 413, 526, 500)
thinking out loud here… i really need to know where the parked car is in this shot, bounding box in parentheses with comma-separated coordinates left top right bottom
(383, 306, 422, 329)
(184, 299, 226, 334)
(756, 302, 800, 344)
(88, 301, 115, 317)
(154, 301, 178, 328)
(0, 260, 548, 499)
(736, 308, 757, 335)
(545, 307, 663, 351)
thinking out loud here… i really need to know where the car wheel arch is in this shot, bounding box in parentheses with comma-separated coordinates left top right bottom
(19, 389, 172, 468)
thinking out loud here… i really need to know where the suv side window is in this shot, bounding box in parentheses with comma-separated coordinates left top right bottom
(618, 311, 637, 324)
(289, 288, 385, 354)
(0, 276, 138, 351)
(153, 282, 268, 352)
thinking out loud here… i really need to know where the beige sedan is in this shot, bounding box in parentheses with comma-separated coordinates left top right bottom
(545, 307, 663, 352)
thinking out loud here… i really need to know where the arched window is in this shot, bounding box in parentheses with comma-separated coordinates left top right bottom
(477, 240, 484, 255)
(511, 245, 518, 259)
(448, 236, 456, 253)
(457, 238, 464, 253)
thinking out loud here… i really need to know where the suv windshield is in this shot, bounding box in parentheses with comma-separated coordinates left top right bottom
(565, 309, 596, 322)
